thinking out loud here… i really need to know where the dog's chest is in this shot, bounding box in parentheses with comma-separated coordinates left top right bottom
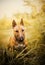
(13, 39, 25, 51)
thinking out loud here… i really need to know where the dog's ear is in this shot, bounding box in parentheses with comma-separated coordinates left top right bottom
(20, 18, 24, 26)
(12, 20, 16, 28)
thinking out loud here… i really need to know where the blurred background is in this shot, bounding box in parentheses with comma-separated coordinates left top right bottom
(0, 0, 45, 49)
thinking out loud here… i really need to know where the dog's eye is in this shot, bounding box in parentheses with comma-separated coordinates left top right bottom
(16, 30, 19, 32)
(22, 29, 24, 32)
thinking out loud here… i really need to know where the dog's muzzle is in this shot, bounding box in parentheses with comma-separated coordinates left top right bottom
(19, 37, 24, 42)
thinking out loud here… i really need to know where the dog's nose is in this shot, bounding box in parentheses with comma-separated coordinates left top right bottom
(19, 37, 24, 42)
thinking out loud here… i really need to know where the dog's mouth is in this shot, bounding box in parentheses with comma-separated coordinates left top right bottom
(15, 36, 24, 43)
(19, 37, 24, 42)
(17, 38, 24, 43)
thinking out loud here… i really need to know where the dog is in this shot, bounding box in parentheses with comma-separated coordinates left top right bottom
(8, 18, 27, 52)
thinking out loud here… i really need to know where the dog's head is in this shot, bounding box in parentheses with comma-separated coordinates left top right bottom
(12, 18, 25, 43)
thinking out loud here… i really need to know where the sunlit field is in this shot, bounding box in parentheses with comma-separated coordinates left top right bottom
(0, 12, 45, 48)
(0, 0, 45, 65)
